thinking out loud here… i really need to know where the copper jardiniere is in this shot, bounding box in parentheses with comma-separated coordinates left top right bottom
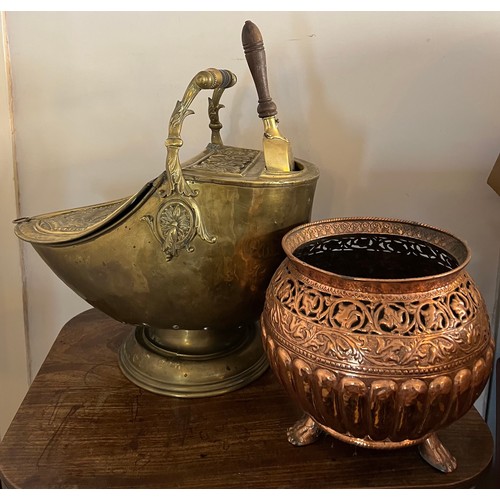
(261, 217, 494, 472)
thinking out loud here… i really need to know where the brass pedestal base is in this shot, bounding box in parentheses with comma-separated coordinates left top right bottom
(287, 414, 457, 473)
(118, 322, 268, 398)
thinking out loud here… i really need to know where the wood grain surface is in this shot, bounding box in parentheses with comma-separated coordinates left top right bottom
(0, 309, 493, 488)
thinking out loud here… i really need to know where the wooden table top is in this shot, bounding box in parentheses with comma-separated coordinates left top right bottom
(0, 309, 494, 488)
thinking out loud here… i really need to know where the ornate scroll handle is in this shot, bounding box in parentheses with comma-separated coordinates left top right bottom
(163, 68, 237, 198)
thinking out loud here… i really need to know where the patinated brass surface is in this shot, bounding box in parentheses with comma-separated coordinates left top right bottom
(261, 217, 494, 472)
(14, 66, 319, 397)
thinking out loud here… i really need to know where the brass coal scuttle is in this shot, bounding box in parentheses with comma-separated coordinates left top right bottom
(14, 22, 319, 397)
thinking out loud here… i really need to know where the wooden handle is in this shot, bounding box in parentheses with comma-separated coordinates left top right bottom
(242, 20, 277, 118)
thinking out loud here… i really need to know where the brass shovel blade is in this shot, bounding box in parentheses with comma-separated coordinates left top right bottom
(263, 116, 294, 172)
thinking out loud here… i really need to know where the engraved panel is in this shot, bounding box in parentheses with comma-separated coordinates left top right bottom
(185, 144, 260, 175)
(34, 201, 124, 235)
(265, 300, 490, 373)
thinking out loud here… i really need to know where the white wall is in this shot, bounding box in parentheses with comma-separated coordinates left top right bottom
(4, 12, 500, 411)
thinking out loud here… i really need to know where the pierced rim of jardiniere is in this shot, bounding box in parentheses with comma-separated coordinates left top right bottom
(281, 217, 471, 294)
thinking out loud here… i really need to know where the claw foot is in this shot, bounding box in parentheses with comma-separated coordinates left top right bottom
(418, 433, 457, 473)
(287, 414, 322, 446)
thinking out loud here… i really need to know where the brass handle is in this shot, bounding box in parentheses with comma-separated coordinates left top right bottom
(192, 68, 236, 90)
(163, 68, 237, 197)
(241, 20, 277, 119)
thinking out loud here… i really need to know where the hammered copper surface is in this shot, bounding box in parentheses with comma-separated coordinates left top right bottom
(261, 217, 494, 472)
